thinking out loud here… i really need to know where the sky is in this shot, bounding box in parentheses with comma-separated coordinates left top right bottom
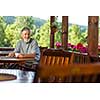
(58, 16, 88, 26)
(35, 16, 88, 26)
(68, 16, 88, 26)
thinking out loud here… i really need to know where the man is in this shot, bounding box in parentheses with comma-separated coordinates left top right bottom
(8, 27, 40, 71)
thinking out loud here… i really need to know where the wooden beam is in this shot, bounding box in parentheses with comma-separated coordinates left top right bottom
(62, 16, 68, 50)
(88, 16, 99, 57)
(50, 16, 56, 48)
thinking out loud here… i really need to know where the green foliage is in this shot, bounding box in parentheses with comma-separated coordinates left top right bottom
(5, 24, 20, 47)
(68, 24, 87, 46)
(5, 16, 36, 47)
(55, 31, 62, 43)
(14, 16, 35, 30)
(0, 17, 7, 47)
(0, 16, 88, 48)
(33, 20, 50, 47)
(54, 21, 62, 47)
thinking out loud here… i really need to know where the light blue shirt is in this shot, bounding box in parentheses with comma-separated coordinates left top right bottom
(14, 38, 40, 65)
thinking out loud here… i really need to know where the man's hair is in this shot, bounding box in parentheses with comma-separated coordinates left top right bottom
(21, 27, 30, 33)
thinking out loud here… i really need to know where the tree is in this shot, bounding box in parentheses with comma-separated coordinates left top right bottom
(34, 20, 50, 47)
(0, 16, 7, 47)
(5, 16, 36, 47)
(68, 24, 87, 45)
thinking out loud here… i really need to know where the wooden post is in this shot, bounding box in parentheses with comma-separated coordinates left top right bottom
(50, 16, 56, 48)
(62, 16, 68, 50)
(88, 16, 99, 57)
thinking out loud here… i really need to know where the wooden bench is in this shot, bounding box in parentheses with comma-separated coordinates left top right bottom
(0, 47, 14, 51)
(0, 47, 14, 56)
(33, 63, 100, 83)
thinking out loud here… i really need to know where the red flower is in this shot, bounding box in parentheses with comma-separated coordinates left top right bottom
(76, 43, 83, 49)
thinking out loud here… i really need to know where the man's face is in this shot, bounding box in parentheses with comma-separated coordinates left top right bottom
(21, 30, 30, 42)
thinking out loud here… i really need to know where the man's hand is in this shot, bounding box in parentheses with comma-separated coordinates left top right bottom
(17, 54, 24, 58)
(8, 52, 15, 57)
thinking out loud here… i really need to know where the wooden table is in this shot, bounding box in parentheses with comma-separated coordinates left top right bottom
(0, 57, 35, 82)
(0, 56, 34, 63)
(0, 69, 35, 83)
(0, 56, 34, 68)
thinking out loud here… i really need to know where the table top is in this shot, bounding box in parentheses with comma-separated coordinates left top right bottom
(0, 56, 34, 63)
(0, 69, 35, 83)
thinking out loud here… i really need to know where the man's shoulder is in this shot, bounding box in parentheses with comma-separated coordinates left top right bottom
(16, 40, 23, 45)
(17, 39, 23, 43)
(30, 38, 37, 43)
(30, 38, 39, 47)
(30, 38, 36, 41)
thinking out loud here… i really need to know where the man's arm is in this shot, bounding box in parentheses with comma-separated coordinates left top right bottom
(17, 52, 36, 58)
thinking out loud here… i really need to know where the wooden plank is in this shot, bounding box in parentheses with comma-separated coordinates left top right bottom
(50, 16, 56, 48)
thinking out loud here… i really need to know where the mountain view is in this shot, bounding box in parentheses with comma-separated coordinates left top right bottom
(3, 16, 87, 31)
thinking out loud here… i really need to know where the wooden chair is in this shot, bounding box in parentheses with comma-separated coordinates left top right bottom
(39, 46, 48, 55)
(39, 49, 74, 66)
(33, 63, 100, 83)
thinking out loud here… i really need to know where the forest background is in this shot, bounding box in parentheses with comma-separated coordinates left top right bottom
(0, 16, 88, 48)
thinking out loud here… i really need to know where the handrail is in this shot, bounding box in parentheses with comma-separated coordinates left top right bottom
(0, 47, 14, 51)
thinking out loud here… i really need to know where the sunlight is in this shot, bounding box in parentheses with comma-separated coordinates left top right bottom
(57, 16, 88, 26)
(34, 16, 88, 26)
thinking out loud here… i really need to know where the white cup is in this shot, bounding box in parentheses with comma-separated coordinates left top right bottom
(15, 53, 19, 57)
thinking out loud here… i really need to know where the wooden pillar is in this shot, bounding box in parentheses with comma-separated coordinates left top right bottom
(50, 16, 56, 48)
(88, 16, 99, 57)
(62, 16, 68, 50)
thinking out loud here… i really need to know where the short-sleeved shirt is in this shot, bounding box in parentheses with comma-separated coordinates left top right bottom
(14, 38, 40, 66)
